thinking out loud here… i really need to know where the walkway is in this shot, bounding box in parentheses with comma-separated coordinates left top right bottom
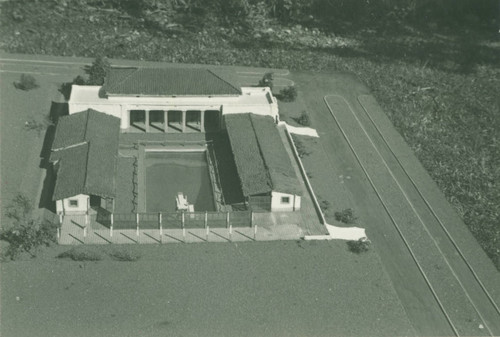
(277, 124, 328, 236)
(58, 215, 303, 245)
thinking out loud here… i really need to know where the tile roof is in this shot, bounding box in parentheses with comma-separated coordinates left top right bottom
(50, 109, 120, 200)
(225, 113, 302, 197)
(102, 67, 242, 96)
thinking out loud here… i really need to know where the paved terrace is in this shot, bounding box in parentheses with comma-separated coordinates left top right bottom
(58, 214, 305, 245)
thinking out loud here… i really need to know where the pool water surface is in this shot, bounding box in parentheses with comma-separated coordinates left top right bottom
(145, 151, 215, 212)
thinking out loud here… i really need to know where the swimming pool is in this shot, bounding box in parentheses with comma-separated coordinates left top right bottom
(145, 151, 216, 212)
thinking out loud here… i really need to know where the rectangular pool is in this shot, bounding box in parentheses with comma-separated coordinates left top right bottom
(145, 151, 216, 212)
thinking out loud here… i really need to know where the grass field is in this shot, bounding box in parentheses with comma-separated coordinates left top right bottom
(0, 71, 74, 224)
(1, 241, 415, 337)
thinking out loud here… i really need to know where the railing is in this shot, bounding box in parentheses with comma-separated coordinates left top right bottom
(57, 209, 301, 244)
(137, 139, 211, 146)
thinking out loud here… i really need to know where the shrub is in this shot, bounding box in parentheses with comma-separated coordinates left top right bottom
(347, 238, 371, 254)
(58, 247, 103, 261)
(59, 75, 87, 100)
(1, 194, 57, 260)
(291, 134, 311, 158)
(296, 111, 311, 126)
(319, 199, 331, 213)
(108, 248, 141, 261)
(24, 115, 53, 136)
(14, 74, 39, 91)
(258, 72, 274, 90)
(279, 85, 297, 102)
(334, 208, 358, 224)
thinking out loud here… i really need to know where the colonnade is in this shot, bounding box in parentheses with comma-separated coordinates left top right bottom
(131, 109, 219, 133)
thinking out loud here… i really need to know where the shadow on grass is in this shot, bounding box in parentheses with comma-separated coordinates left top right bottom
(38, 102, 69, 212)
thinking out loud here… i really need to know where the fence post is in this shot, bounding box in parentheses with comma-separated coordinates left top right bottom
(226, 211, 230, 228)
(250, 211, 254, 228)
(136, 213, 140, 237)
(229, 224, 232, 242)
(159, 213, 163, 243)
(110, 213, 114, 237)
(59, 213, 63, 224)
(206, 225, 209, 241)
(205, 211, 208, 228)
(57, 226, 60, 240)
(182, 212, 186, 242)
(85, 212, 89, 226)
(254, 224, 257, 240)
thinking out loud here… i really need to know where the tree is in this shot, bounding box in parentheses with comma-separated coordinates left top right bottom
(14, 74, 39, 91)
(347, 238, 371, 254)
(1, 194, 57, 260)
(258, 72, 274, 90)
(24, 115, 53, 136)
(279, 85, 297, 102)
(85, 56, 111, 85)
(296, 110, 311, 126)
(334, 208, 358, 224)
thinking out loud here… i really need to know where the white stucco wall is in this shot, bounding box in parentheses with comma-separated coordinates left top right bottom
(69, 85, 279, 129)
(271, 191, 301, 212)
(56, 194, 89, 214)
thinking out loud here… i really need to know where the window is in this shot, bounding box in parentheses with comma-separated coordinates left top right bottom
(68, 199, 79, 207)
(281, 196, 290, 204)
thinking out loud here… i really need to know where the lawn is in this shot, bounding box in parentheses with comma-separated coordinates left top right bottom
(0, 71, 76, 224)
(1, 241, 416, 337)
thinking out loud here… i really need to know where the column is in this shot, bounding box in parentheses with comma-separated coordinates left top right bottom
(181, 110, 186, 133)
(145, 110, 150, 133)
(164, 110, 168, 133)
(200, 111, 205, 132)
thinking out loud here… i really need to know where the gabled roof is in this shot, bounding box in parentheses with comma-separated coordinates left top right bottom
(50, 109, 120, 200)
(225, 113, 302, 197)
(102, 67, 242, 96)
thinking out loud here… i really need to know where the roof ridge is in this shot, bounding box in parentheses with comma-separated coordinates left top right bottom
(207, 69, 242, 94)
(81, 112, 92, 194)
(83, 109, 92, 142)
